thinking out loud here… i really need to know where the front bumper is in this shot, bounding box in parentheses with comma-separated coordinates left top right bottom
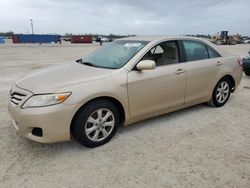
(8, 85, 75, 143)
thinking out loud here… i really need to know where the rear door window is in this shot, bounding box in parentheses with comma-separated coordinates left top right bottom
(183, 40, 209, 61)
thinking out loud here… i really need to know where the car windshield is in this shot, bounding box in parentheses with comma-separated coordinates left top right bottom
(81, 40, 149, 69)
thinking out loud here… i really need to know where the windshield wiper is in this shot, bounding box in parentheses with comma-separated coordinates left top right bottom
(76, 58, 83, 63)
(76, 59, 115, 69)
(81, 62, 98, 67)
(76, 59, 95, 67)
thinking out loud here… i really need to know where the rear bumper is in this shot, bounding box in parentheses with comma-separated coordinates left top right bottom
(233, 66, 243, 90)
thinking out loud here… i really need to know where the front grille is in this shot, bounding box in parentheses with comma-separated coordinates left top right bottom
(10, 92, 27, 106)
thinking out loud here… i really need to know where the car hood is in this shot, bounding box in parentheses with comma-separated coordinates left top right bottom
(15, 62, 114, 93)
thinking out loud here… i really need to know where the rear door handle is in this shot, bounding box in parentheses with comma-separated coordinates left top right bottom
(217, 61, 223, 66)
(175, 68, 185, 74)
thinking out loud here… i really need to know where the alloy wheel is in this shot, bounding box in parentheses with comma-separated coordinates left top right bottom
(216, 81, 230, 104)
(84, 108, 115, 142)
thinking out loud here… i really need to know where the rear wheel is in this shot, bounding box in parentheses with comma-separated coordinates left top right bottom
(208, 78, 231, 107)
(229, 40, 237, 45)
(215, 40, 222, 45)
(72, 100, 120, 148)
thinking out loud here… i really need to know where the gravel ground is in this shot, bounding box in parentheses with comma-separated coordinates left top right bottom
(0, 40, 250, 188)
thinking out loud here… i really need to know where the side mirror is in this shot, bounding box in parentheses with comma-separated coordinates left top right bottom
(136, 60, 156, 71)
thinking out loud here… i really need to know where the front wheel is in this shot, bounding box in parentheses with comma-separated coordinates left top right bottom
(72, 100, 120, 148)
(215, 40, 222, 45)
(208, 78, 231, 107)
(229, 40, 237, 45)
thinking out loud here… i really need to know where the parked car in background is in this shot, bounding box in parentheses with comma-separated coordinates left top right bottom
(242, 51, 250, 75)
(9, 36, 243, 148)
(244, 39, 250, 44)
(96, 36, 109, 43)
(61, 36, 71, 42)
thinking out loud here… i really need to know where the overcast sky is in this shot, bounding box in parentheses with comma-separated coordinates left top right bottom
(0, 0, 249, 35)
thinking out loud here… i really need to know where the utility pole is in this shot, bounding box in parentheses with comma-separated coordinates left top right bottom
(30, 19, 34, 34)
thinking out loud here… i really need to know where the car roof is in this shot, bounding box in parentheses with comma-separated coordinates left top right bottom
(117, 35, 230, 58)
(117, 35, 209, 43)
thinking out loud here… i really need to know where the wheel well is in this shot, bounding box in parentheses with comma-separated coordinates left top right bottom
(222, 75, 236, 92)
(70, 96, 125, 133)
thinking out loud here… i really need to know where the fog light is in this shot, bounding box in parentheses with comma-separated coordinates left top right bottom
(32, 128, 43, 137)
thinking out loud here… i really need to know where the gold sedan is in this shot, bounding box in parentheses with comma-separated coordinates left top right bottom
(9, 36, 243, 147)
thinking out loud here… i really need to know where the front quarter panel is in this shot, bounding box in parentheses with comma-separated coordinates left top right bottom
(57, 69, 130, 122)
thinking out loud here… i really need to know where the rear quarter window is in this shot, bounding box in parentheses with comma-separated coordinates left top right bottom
(207, 46, 221, 58)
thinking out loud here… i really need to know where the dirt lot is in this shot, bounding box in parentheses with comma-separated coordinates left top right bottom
(0, 40, 250, 188)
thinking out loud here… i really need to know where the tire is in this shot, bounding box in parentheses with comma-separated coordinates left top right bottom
(208, 78, 231, 107)
(72, 100, 120, 148)
(229, 40, 237, 45)
(245, 71, 250, 76)
(215, 40, 222, 45)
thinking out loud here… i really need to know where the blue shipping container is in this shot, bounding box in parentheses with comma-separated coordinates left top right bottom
(17, 34, 60, 43)
(0, 36, 4, 44)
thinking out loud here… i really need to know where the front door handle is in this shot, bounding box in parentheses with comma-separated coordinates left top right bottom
(217, 61, 223, 66)
(175, 68, 185, 74)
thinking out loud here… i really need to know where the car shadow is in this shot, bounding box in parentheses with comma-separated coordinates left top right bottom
(13, 103, 210, 157)
(117, 103, 208, 135)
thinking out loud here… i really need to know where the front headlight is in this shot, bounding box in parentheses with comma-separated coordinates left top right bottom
(22, 92, 71, 109)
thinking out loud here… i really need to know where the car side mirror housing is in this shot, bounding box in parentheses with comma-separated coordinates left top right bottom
(136, 60, 156, 71)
